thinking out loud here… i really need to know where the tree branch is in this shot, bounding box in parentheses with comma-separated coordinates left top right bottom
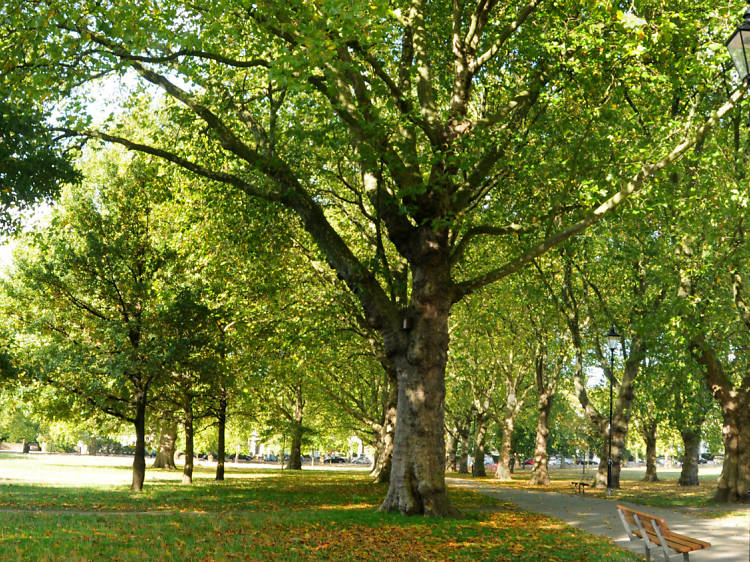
(57, 128, 276, 201)
(453, 86, 748, 300)
(450, 223, 533, 265)
(471, 0, 543, 72)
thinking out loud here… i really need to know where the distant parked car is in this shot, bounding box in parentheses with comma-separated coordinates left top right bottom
(522, 458, 534, 467)
(324, 456, 346, 464)
(263, 453, 278, 462)
(351, 456, 371, 465)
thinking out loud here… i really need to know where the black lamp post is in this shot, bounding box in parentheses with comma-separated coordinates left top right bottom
(605, 325, 621, 496)
(726, 0, 750, 84)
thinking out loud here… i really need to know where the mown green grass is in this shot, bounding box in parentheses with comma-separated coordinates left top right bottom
(0, 453, 640, 561)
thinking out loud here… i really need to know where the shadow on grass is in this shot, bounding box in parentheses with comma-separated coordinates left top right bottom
(0, 468, 642, 560)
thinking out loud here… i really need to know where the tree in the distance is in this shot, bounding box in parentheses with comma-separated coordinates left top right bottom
(3, 149, 187, 491)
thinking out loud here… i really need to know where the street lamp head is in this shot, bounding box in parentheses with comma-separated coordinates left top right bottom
(606, 325, 621, 352)
(726, 0, 750, 84)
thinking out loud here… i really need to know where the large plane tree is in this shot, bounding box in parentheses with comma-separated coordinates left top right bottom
(1, 1, 746, 514)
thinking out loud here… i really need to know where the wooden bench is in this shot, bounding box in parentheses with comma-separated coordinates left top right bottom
(616, 505, 711, 561)
(570, 481, 589, 494)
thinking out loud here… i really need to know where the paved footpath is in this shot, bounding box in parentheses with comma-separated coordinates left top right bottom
(447, 478, 750, 561)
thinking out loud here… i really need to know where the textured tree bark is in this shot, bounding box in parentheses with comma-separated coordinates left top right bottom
(714, 403, 750, 503)
(215, 396, 227, 480)
(379, 350, 457, 516)
(595, 410, 630, 489)
(131, 392, 147, 492)
(370, 392, 396, 483)
(688, 337, 750, 502)
(471, 413, 488, 478)
(379, 245, 458, 517)
(494, 411, 516, 481)
(679, 428, 701, 487)
(444, 428, 457, 472)
(457, 426, 470, 474)
(288, 427, 303, 471)
(529, 342, 558, 487)
(529, 389, 553, 486)
(641, 418, 659, 482)
(182, 394, 194, 485)
(152, 423, 177, 470)
(679, 260, 750, 502)
(594, 340, 642, 489)
(286, 385, 304, 471)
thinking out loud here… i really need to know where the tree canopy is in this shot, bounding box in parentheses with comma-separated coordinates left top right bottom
(1, 0, 749, 511)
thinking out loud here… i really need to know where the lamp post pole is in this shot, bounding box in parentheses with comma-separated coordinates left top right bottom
(607, 345, 614, 496)
(605, 325, 620, 496)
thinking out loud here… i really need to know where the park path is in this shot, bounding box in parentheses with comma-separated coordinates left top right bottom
(447, 478, 750, 561)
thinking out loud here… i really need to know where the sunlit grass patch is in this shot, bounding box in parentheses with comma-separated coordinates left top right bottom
(0, 507, 639, 561)
(0, 454, 640, 560)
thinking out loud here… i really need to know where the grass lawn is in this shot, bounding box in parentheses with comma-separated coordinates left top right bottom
(453, 465, 750, 519)
(0, 453, 640, 561)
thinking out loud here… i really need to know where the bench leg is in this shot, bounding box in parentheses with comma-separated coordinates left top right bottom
(682, 554, 689, 562)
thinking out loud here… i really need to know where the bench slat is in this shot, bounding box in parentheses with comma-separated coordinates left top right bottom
(633, 528, 708, 553)
(664, 531, 711, 552)
(616, 505, 711, 558)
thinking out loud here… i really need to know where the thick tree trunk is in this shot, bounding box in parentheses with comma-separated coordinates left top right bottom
(215, 396, 227, 480)
(152, 423, 177, 470)
(458, 439, 470, 473)
(444, 428, 457, 472)
(287, 385, 304, 471)
(370, 393, 396, 483)
(471, 414, 488, 478)
(529, 342, 558, 486)
(379, 251, 458, 517)
(688, 334, 750, 502)
(494, 412, 515, 481)
(529, 389, 554, 486)
(714, 396, 750, 502)
(131, 393, 147, 492)
(679, 255, 750, 502)
(597, 345, 641, 490)
(380, 352, 456, 515)
(288, 423, 303, 471)
(182, 394, 194, 485)
(679, 428, 701, 486)
(457, 425, 470, 474)
(595, 430, 625, 490)
(641, 418, 659, 482)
